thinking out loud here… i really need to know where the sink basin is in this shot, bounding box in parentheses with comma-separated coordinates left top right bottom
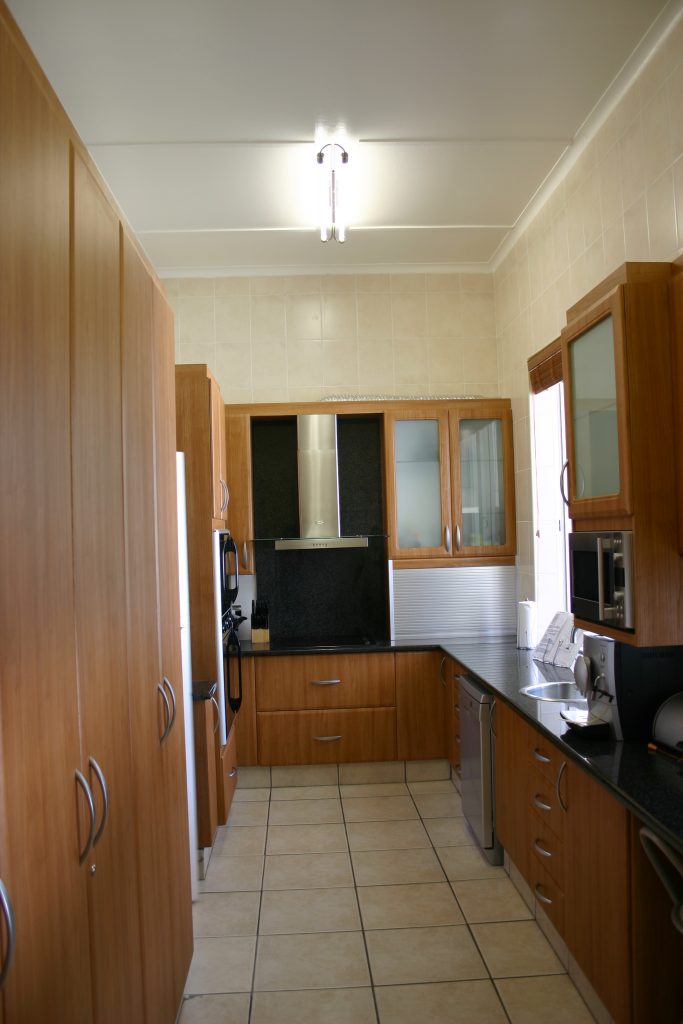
(520, 681, 586, 703)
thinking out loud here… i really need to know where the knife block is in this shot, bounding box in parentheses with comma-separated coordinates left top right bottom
(251, 627, 270, 644)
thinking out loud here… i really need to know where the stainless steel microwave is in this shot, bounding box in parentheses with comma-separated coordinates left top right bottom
(569, 530, 634, 631)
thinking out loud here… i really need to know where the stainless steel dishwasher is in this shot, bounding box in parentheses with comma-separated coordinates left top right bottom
(459, 675, 502, 865)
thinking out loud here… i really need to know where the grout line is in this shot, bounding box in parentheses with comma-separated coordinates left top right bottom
(247, 786, 271, 1024)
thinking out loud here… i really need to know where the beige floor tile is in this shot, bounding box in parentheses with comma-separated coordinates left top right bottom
(266, 823, 348, 855)
(271, 764, 338, 787)
(375, 980, 508, 1023)
(413, 793, 463, 818)
(472, 921, 565, 978)
(366, 925, 487, 985)
(212, 825, 266, 857)
(436, 846, 506, 881)
(200, 856, 264, 893)
(452, 878, 534, 923)
(496, 974, 596, 1023)
(251, 987, 376, 1023)
(424, 817, 476, 847)
(405, 759, 450, 782)
(339, 761, 405, 785)
(253, 931, 370, 990)
(352, 847, 446, 886)
(346, 819, 429, 852)
(192, 892, 260, 937)
(358, 882, 464, 929)
(184, 936, 257, 994)
(342, 795, 418, 822)
(268, 798, 342, 825)
(259, 886, 361, 934)
(340, 782, 409, 798)
(180, 993, 251, 1023)
(226, 802, 269, 827)
(236, 766, 271, 789)
(270, 785, 339, 801)
(407, 779, 459, 795)
(263, 852, 354, 889)
(232, 787, 271, 803)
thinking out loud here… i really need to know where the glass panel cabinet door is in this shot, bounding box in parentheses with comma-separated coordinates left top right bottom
(386, 411, 451, 559)
(449, 403, 516, 557)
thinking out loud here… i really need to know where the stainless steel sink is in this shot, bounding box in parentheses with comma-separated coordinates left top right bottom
(520, 681, 586, 702)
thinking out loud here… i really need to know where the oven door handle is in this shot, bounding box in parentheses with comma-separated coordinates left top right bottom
(226, 630, 243, 715)
(597, 536, 606, 622)
(223, 533, 239, 606)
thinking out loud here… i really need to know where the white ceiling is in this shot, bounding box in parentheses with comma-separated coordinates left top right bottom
(7, 0, 678, 274)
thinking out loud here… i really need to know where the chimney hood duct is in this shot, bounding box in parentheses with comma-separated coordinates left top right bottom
(274, 414, 368, 551)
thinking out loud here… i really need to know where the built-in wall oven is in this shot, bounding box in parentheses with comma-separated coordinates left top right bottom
(212, 529, 243, 745)
(569, 530, 634, 632)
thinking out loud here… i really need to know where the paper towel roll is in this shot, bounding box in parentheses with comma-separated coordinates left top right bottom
(517, 600, 536, 649)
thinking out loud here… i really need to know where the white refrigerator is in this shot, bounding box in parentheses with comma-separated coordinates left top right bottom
(177, 452, 199, 900)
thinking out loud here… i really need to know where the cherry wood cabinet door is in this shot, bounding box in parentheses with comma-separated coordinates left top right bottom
(0, 16, 92, 1023)
(225, 413, 255, 573)
(153, 285, 194, 1010)
(211, 376, 227, 520)
(564, 759, 631, 1024)
(494, 701, 531, 880)
(72, 157, 144, 1023)
(396, 651, 448, 761)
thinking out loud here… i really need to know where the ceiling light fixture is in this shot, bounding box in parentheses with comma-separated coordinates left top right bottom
(317, 141, 349, 243)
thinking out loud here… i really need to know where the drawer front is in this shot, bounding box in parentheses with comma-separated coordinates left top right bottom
(256, 653, 396, 711)
(526, 731, 564, 785)
(257, 708, 397, 765)
(528, 858, 565, 936)
(216, 726, 238, 823)
(529, 814, 565, 888)
(527, 764, 565, 841)
(193, 700, 219, 848)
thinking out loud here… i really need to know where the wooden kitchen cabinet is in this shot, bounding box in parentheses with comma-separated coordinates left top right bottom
(385, 401, 516, 564)
(210, 375, 229, 521)
(396, 651, 448, 761)
(494, 700, 533, 880)
(257, 708, 397, 765)
(193, 697, 219, 848)
(256, 653, 396, 711)
(446, 658, 462, 772)
(225, 413, 254, 574)
(216, 726, 239, 822)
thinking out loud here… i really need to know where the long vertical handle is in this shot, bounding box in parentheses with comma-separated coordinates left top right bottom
(556, 761, 567, 812)
(210, 696, 220, 734)
(597, 537, 606, 622)
(639, 827, 683, 935)
(75, 770, 96, 865)
(455, 524, 461, 551)
(444, 525, 451, 553)
(89, 756, 109, 847)
(0, 881, 15, 989)
(241, 541, 248, 571)
(157, 683, 172, 743)
(560, 460, 570, 507)
(162, 677, 177, 735)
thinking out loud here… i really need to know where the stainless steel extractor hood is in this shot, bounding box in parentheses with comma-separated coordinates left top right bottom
(274, 414, 368, 551)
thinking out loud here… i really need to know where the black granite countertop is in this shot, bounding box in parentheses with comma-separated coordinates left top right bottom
(241, 633, 683, 854)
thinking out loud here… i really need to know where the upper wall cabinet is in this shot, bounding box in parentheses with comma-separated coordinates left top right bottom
(385, 400, 516, 563)
(210, 376, 229, 522)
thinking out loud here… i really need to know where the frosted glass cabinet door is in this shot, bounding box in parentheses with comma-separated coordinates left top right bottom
(387, 411, 451, 558)
(449, 403, 516, 557)
(568, 315, 620, 500)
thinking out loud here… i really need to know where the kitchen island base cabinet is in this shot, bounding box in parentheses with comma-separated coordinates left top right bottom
(396, 651, 448, 761)
(257, 708, 397, 765)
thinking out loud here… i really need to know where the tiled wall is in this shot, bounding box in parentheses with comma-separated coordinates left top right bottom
(164, 273, 499, 405)
(495, 17, 683, 601)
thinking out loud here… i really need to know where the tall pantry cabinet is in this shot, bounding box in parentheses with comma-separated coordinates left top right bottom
(0, 3, 192, 1022)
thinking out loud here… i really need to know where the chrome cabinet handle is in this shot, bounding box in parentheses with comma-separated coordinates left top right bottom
(220, 478, 229, 513)
(0, 881, 15, 989)
(313, 735, 342, 742)
(556, 761, 567, 812)
(241, 541, 248, 570)
(455, 524, 461, 551)
(533, 839, 553, 858)
(533, 748, 551, 764)
(89, 757, 109, 848)
(162, 676, 177, 735)
(210, 696, 220, 734)
(533, 795, 552, 812)
(490, 698, 497, 737)
(75, 770, 96, 866)
(535, 883, 553, 906)
(439, 656, 447, 689)
(228, 767, 238, 778)
(444, 525, 451, 553)
(311, 678, 341, 686)
(158, 683, 172, 744)
(560, 460, 569, 506)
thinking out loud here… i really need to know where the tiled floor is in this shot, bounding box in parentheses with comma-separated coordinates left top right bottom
(180, 773, 596, 1024)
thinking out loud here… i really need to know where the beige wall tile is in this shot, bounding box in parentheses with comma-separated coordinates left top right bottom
(215, 343, 252, 391)
(357, 293, 392, 340)
(427, 292, 463, 337)
(668, 59, 683, 159)
(395, 339, 429, 386)
(174, 278, 213, 297)
(252, 337, 286, 388)
(429, 338, 464, 383)
(285, 295, 321, 339)
(322, 340, 359, 386)
(463, 337, 497, 383)
(675, 156, 683, 247)
(214, 277, 250, 296)
(215, 295, 250, 343)
(620, 118, 646, 209)
(358, 339, 395, 390)
(250, 295, 286, 340)
(392, 293, 427, 338)
(283, 275, 321, 293)
(286, 339, 323, 387)
(251, 386, 288, 403)
(461, 273, 493, 294)
(321, 274, 357, 292)
(642, 85, 672, 187)
(390, 273, 426, 292)
(322, 293, 357, 337)
(175, 294, 214, 346)
(249, 276, 286, 295)
(178, 341, 215, 367)
(624, 195, 650, 258)
(646, 169, 678, 258)
(355, 274, 390, 292)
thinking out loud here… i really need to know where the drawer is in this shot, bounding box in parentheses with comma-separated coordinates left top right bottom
(256, 653, 396, 711)
(528, 858, 565, 936)
(529, 813, 565, 888)
(527, 763, 565, 841)
(193, 699, 219, 848)
(216, 726, 238, 824)
(526, 731, 564, 785)
(257, 707, 397, 765)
